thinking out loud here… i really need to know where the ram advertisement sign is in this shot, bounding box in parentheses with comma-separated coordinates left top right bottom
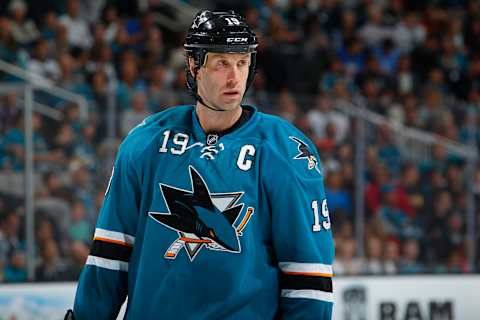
(333, 275, 477, 320)
(0, 276, 477, 320)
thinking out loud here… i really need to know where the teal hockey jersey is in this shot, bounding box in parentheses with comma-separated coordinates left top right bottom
(73, 105, 334, 319)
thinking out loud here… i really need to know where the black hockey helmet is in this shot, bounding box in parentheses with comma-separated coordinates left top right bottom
(184, 10, 258, 100)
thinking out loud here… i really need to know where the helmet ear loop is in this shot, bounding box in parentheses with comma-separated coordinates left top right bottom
(185, 52, 202, 92)
(245, 52, 257, 91)
(186, 55, 207, 105)
(192, 50, 208, 94)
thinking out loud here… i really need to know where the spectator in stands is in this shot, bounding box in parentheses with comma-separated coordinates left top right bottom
(358, 5, 391, 49)
(420, 143, 449, 174)
(315, 122, 338, 155)
(0, 16, 26, 71)
(445, 163, 464, 199)
(101, 5, 120, 44)
(3, 113, 52, 171)
(394, 55, 416, 95)
(4, 250, 27, 282)
(307, 93, 349, 143)
(446, 214, 465, 256)
(266, 13, 299, 45)
(0, 92, 20, 134)
(110, 22, 129, 57)
(35, 239, 70, 281)
(88, 70, 109, 126)
(66, 241, 89, 280)
(68, 200, 91, 244)
(78, 0, 104, 24)
(115, 57, 146, 111)
(445, 249, 469, 273)
(410, 33, 441, 82)
(356, 54, 393, 95)
(141, 26, 167, 66)
(402, 94, 422, 128)
(35, 172, 71, 242)
(319, 58, 350, 93)
(74, 124, 97, 170)
(245, 70, 274, 114)
(376, 184, 409, 239)
(419, 87, 449, 132)
(333, 237, 363, 275)
(330, 10, 357, 51)
(35, 216, 57, 245)
(58, 0, 92, 49)
(394, 163, 423, 219)
(120, 90, 151, 136)
(39, 10, 59, 42)
(337, 37, 367, 76)
(56, 51, 84, 93)
(383, 238, 400, 274)
(69, 162, 96, 225)
(376, 124, 402, 173)
(426, 189, 453, 262)
(363, 235, 384, 274)
(87, 42, 116, 85)
(64, 103, 83, 136)
(27, 38, 60, 81)
(365, 160, 391, 216)
(8, 0, 40, 47)
(399, 238, 424, 273)
(325, 169, 353, 216)
(146, 64, 175, 112)
(275, 90, 300, 123)
(0, 210, 23, 265)
(53, 23, 70, 54)
(52, 123, 76, 166)
(337, 146, 355, 193)
(372, 38, 401, 74)
(392, 11, 426, 53)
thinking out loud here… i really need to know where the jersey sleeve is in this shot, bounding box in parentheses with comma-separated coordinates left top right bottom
(73, 141, 141, 319)
(262, 136, 334, 320)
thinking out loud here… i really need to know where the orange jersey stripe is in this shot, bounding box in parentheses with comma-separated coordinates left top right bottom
(94, 237, 134, 247)
(179, 237, 212, 243)
(237, 207, 254, 234)
(283, 271, 333, 278)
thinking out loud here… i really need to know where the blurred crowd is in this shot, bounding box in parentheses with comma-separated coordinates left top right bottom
(1, 0, 480, 282)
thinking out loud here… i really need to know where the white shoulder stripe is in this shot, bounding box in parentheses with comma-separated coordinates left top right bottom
(86, 255, 129, 272)
(279, 262, 333, 275)
(94, 228, 135, 245)
(281, 289, 334, 303)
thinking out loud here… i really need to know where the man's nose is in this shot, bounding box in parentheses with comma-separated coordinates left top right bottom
(226, 65, 239, 86)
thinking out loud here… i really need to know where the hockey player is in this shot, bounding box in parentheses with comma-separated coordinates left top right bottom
(66, 10, 334, 319)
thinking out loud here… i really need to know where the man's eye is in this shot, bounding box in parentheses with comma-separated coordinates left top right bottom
(217, 60, 228, 67)
(238, 60, 248, 67)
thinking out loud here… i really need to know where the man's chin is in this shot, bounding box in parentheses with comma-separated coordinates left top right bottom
(218, 99, 242, 111)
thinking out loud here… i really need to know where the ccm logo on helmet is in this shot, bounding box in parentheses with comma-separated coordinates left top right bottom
(227, 37, 248, 43)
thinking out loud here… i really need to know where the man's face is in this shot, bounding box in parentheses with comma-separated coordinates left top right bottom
(195, 52, 250, 111)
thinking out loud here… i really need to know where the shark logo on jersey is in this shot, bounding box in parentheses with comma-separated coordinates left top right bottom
(289, 136, 321, 174)
(149, 166, 254, 261)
